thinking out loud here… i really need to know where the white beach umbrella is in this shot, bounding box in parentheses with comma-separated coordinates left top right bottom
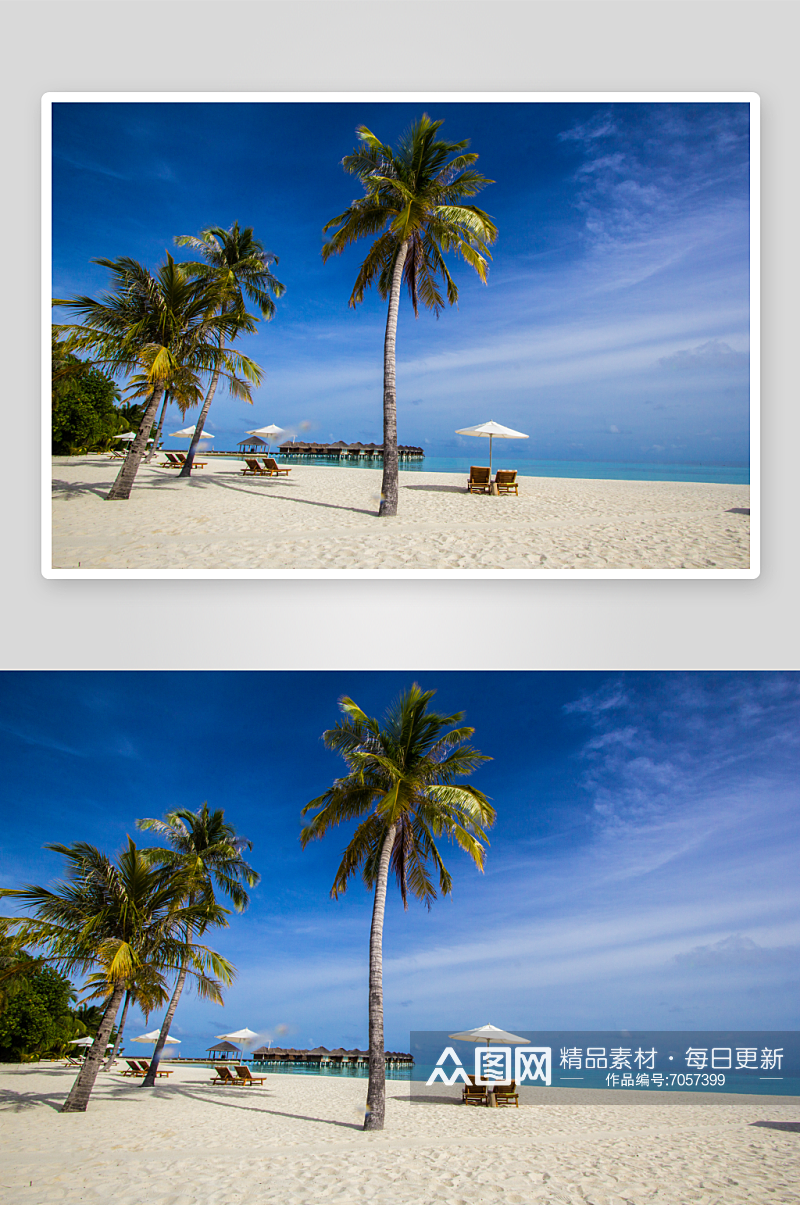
(449, 1023, 529, 1046)
(455, 420, 529, 475)
(217, 1027, 260, 1043)
(449, 1023, 529, 1098)
(132, 1030, 181, 1045)
(169, 426, 214, 440)
(245, 425, 284, 455)
(68, 1036, 114, 1047)
(217, 1027, 260, 1054)
(114, 432, 137, 442)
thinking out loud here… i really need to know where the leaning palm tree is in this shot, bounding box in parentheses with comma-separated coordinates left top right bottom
(1, 839, 233, 1112)
(135, 803, 259, 1087)
(301, 685, 495, 1130)
(53, 255, 263, 499)
(80, 960, 170, 1071)
(174, 222, 285, 477)
(322, 115, 497, 516)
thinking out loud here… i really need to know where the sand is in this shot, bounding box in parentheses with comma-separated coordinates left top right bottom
(1, 1063, 797, 1204)
(50, 457, 751, 573)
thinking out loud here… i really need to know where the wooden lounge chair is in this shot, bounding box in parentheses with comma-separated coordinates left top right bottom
(160, 452, 183, 468)
(136, 1058, 172, 1078)
(120, 1057, 146, 1076)
(462, 1075, 489, 1106)
(175, 452, 207, 468)
(262, 457, 291, 477)
(242, 457, 268, 475)
(234, 1065, 267, 1086)
(467, 466, 492, 494)
(210, 1065, 238, 1085)
(494, 1079, 519, 1107)
(494, 470, 518, 496)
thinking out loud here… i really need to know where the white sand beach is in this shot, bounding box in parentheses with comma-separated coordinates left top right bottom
(1, 1064, 797, 1204)
(50, 458, 750, 573)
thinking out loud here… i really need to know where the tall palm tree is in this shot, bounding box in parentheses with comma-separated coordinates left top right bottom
(301, 685, 495, 1130)
(2, 839, 233, 1112)
(135, 803, 259, 1087)
(53, 255, 263, 499)
(174, 222, 285, 477)
(322, 116, 497, 516)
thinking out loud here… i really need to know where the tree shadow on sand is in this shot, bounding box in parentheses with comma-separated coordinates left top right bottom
(52, 479, 110, 501)
(0, 1088, 68, 1113)
(203, 474, 377, 518)
(751, 1120, 800, 1133)
(402, 484, 465, 494)
(166, 1084, 363, 1129)
(727, 507, 750, 515)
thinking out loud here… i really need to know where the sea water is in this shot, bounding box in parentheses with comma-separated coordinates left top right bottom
(267, 455, 749, 486)
(249, 1061, 412, 1081)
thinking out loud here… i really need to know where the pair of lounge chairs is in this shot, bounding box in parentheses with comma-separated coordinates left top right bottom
(466, 467, 519, 495)
(160, 451, 207, 469)
(462, 1076, 520, 1107)
(120, 1057, 172, 1078)
(210, 1064, 267, 1086)
(241, 457, 292, 477)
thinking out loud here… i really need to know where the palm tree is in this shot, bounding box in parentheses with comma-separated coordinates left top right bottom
(322, 115, 497, 517)
(53, 255, 263, 499)
(300, 685, 495, 1130)
(135, 803, 259, 1087)
(80, 959, 170, 1071)
(1, 839, 233, 1112)
(174, 222, 285, 477)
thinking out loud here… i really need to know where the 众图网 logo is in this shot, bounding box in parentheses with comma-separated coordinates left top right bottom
(426, 1046, 551, 1086)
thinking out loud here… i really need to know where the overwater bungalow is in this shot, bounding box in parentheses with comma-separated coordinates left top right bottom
(206, 1040, 242, 1060)
(278, 441, 424, 462)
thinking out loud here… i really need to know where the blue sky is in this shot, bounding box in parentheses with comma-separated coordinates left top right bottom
(51, 100, 751, 466)
(1, 672, 796, 1055)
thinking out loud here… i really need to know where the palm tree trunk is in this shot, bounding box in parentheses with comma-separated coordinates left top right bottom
(106, 384, 164, 500)
(180, 337, 224, 478)
(363, 821, 397, 1131)
(140, 964, 187, 1087)
(60, 982, 125, 1113)
(144, 391, 171, 463)
(104, 989, 131, 1071)
(379, 243, 409, 518)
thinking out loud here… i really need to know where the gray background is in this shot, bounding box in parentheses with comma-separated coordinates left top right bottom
(3, 1, 796, 670)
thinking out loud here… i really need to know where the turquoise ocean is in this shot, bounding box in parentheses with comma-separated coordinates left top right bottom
(265, 454, 750, 486)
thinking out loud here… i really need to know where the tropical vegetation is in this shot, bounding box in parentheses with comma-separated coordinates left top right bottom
(52, 337, 126, 455)
(134, 803, 259, 1086)
(173, 223, 284, 476)
(1, 839, 234, 1111)
(53, 254, 264, 500)
(301, 684, 495, 1130)
(322, 115, 497, 516)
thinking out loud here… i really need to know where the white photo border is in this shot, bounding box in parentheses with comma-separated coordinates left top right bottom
(42, 91, 760, 581)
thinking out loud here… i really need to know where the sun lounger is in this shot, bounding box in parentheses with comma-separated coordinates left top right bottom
(262, 458, 291, 476)
(120, 1057, 146, 1076)
(494, 1079, 519, 1107)
(234, 1065, 267, 1086)
(462, 1075, 489, 1105)
(467, 466, 492, 494)
(494, 470, 518, 495)
(135, 1058, 172, 1077)
(175, 452, 207, 468)
(160, 452, 183, 468)
(210, 1065, 238, 1085)
(242, 457, 268, 475)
